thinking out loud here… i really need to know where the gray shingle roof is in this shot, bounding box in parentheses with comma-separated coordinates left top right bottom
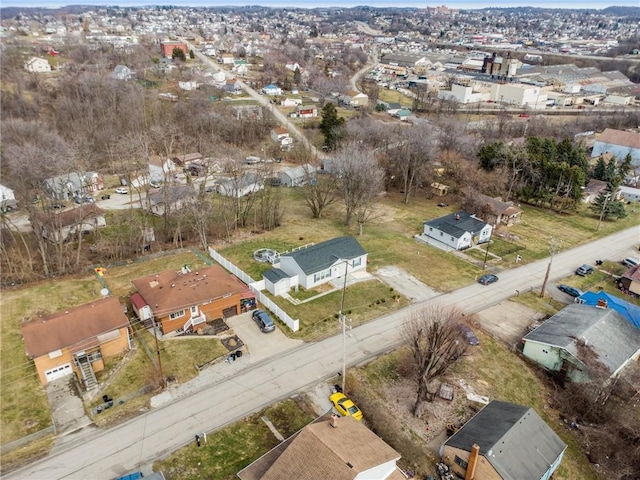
(424, 211, 488, 239)
(445, 400, 566, 480)
(283, 237, 366, 275)
(523, 304, 640, 374)
(263, 268, 291, 283)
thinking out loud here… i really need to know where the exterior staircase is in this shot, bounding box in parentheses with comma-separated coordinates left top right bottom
(77, 356, 98, 390)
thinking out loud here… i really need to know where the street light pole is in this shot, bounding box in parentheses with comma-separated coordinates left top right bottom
(482, 240, 491, 270)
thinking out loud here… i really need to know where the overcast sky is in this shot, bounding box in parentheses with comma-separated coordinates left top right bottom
(4, 1, 639, 9)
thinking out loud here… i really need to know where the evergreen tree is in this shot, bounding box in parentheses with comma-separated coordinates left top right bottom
(320, 103, 345, 151)
(188, 49, 195, 59)
(172, 47, 186, 62)
(293, 67, 301, 86)
(604, 157, 617, 183)
(590, 190, 627, 221)
(593, 157, 607, 180)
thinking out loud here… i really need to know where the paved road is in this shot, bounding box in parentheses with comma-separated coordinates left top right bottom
(189, 44, 324, 161)
(6, 226, 639, 479)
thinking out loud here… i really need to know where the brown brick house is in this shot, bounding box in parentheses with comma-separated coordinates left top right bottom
(21, 296, 130, 388)
(131, 265, 253, 335)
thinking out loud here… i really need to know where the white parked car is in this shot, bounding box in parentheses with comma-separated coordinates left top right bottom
(115, 187, 128, 194)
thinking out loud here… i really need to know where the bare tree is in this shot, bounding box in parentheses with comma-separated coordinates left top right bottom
(403, 304, 468, 416)
(387, 125, 435, 204)
(300, 168, 339, 218)
(333, 143, 385, 229)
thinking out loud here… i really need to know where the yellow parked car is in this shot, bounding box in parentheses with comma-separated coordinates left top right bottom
(329, 392, 363, 421)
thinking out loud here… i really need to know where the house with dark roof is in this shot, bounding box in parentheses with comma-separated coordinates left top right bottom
(131, 264, 253, 335)
(522, 304, 640, 382)
(263, 237, 367, 294)
(21, 296, 130, 388)
(238, 415, 404, 480)
(144, 185, 197, 216)
(576, 291, 640, 329)
(422, 212, 492, 251)
(440, 400, 566, 480)
(591, 128, 640, 167)
(618, 263, 640, 297)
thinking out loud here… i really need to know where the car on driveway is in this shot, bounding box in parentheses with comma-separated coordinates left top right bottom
(478, 274, 498, 285)
(458, 324, 479, 346)
(115, 187, 128, 194)
(329, 392, 363, 421)
(575, 264, 594, 276)
(252, 309, 275, 333)
(622, 257, 639, 268)
(557, 284, 583, 297)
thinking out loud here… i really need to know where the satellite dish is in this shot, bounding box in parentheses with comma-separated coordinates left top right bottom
(100, 288, 110, 297)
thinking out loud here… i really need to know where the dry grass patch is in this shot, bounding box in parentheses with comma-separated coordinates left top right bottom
(153, 398, 315, 480)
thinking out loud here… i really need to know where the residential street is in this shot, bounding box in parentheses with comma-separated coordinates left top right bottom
(5, 226, 639, 480)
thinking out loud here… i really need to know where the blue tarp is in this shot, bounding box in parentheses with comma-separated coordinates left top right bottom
(577, 291, 640, 329)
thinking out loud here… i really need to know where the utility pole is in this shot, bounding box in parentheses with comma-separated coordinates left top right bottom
(540, 237, 561, 298)
(482, 240, 491, 270)
(152, 319, 166, 389)
(332, 256, 351, 393)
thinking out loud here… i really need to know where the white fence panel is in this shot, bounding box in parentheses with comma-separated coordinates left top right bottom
(208, 247, 299, 332)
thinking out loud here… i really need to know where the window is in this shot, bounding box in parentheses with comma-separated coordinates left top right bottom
(313, 268, 331, 283)
(429, 227, 433, 232)
(440, 232, 444, 237)
(352, 257, 362, 267)
(170, 309, 185, 320)
(454, 456, 468, 469)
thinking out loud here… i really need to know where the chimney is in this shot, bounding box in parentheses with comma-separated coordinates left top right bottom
(330, 414, 339, 428)
(596, 298, 608, 309)
(465, 444, 480, 480)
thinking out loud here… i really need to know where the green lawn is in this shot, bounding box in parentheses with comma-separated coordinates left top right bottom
(0, 250, 223, 447)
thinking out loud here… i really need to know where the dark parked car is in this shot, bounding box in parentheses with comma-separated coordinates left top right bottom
(478, 274, 498, 285)
(252, 309, 275, 333)
(557, 284, 583, 297)
(458, 324, 479, 346)
(575, 264, 594, 276)
(101, 194, 111, 200)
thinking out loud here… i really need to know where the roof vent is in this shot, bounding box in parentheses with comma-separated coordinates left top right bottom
(455, 214, 460, 220)
(171, 283, 175, 288)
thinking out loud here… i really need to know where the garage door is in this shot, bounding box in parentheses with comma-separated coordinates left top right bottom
(44, 363, 73, 383)
(223, 306, 238, 318)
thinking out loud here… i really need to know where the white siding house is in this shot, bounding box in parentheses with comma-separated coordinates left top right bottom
(24, 57, 51, 73)
(422, 212, 492, 251)
(267, 237, 367, 292)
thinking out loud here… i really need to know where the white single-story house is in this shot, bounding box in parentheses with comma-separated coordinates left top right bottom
(619, 185, 640, 203)
(0, 184, 18, 212)
(280, 98, 302, 107)
(35, 205, 107, 243)
(522, 303, 640, 382)
(261, 84, 283, 96)
(217, 173, 264, 198)
(264, 237, 367, 294)
(277, 164, 316, 187)
(24, 57, 51, 73)
(422, 212, 492, 251)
